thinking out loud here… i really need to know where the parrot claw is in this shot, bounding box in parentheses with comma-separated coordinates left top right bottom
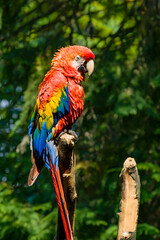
(54, 129, 67, 145)
(67, 130, 79, 142)
(54, 129, 79, 145)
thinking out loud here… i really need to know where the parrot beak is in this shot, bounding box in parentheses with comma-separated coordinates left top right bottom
(86, 60, 94, 78)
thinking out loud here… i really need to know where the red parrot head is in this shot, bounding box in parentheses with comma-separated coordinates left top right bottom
(52, 46, 95, 79)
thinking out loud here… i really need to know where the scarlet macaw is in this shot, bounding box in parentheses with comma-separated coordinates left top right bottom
(28, 46, 95, 239)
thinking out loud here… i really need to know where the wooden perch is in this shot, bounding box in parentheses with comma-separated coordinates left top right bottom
(56, 132, 77, 240)
(117, 158, 140, 240)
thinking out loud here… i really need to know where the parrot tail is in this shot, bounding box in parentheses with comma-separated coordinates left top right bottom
(47, 141, 73, 240)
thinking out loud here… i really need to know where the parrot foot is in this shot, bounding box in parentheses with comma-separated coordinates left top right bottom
(54, 129, 79, 145)
(67, 129, 79, 141)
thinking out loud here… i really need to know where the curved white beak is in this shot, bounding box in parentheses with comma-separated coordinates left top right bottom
(86, 60, 94, 77)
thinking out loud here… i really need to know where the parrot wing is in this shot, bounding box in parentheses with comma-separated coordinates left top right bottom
(28, 73, 69, 185)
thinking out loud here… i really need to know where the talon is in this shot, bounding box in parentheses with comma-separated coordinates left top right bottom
(54, 129, 79, 144)
(67, 130, 79, 142)
(54, 129, 68, 145)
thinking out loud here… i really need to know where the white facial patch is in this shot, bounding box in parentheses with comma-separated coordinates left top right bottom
(72, 55, 85, 70)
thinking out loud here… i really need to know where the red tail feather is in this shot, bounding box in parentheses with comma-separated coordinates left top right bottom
(49, 155, 73, 240)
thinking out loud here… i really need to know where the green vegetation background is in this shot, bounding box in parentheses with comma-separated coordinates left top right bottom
(0, 0, 160, 239)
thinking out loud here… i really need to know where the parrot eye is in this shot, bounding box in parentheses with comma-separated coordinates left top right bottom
(72, 55, 85, 70)
(75, 55, 81, 61)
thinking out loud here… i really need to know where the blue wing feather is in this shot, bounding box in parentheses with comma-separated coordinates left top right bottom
(29, 85, 69, 161)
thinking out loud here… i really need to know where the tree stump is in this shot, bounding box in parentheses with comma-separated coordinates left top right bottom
(117, 158, 140, 240)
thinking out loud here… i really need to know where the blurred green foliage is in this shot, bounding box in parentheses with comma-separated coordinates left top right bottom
(0, 0, 160, 239)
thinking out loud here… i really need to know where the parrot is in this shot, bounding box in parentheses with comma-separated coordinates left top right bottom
(28, 45, 95, 239)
